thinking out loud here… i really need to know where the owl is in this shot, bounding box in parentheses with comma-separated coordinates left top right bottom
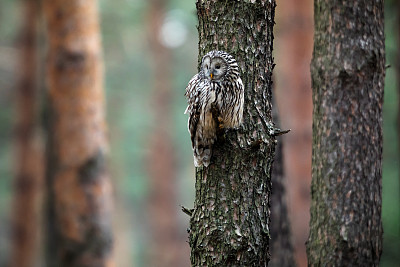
(184, 50, 244, 167)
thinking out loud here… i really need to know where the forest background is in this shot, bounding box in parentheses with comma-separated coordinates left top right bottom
(0, 0, 398, 266)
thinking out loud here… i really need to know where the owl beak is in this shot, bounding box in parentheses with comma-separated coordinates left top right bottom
(210, 73, 213, 80)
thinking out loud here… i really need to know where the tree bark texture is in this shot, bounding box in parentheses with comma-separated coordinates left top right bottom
(269, 101, 295, 267)
(397, 0, 400, 173)
(307, 0, 385, 265)
(43, 1, 114, 266)
(11, 1, 43, 266)
(146, 0, 190, 266)
(274, 0, 313, 265)
(189, 1, 276, 266)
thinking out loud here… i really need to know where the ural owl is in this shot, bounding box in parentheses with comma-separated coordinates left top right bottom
(184, 50, 244, 167)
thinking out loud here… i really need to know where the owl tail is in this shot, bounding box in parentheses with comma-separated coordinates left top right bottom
(190, 113, 216, 167)
(193, 144, 212, 167)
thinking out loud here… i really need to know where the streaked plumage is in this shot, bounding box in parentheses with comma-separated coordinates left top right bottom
(184, 50, 244, 167)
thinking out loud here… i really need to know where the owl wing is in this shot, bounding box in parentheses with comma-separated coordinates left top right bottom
(184, 73, 216, 167)
(185, 74, 202, 145)
(184, 74, 198, 114)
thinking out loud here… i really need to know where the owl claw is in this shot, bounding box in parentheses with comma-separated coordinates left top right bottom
(218, 117, 224, 129)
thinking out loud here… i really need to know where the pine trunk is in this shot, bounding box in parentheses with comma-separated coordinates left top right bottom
(11, 1, 43, 266)
(146, 0, 189, 266)
(43, 1, 114, 266)
(274, 0, 313, 265)
(269, 102, 294, 267)
(306, 0, 385, 265)
(398, 1, 400, 174)
(189, 1, 276, 266)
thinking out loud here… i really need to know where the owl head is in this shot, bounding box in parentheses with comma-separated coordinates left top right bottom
(201, 50, 238, 82)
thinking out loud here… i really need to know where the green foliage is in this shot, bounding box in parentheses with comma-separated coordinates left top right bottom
(381, 1, 400, 266)
(0, 0, 20, 265)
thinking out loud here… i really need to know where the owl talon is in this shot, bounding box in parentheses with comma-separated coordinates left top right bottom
(217, 117, 224, 129)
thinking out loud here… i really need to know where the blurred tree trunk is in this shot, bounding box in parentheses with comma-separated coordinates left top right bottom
(269, 100, 295, 267)
(398, 0, 400, 174)
(11, 1, 43, 266)
(274, 0, 313, 266)
(43, 1, 114, 266)
(306, 0, 385, 265)
(189, 1, 276, 265)
(146, 0, 189, 266)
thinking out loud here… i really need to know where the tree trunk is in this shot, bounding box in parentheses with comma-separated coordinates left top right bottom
(398, 0, 400, 179)
(269, 100, 295, 267)
(146, 0, 190, 266)
(43, 1, 114, 266)
(11, 1, 43, 266)
(306, 0, 385, 265)
(189, 1, 276, 266)
(274, 0, 313, 265)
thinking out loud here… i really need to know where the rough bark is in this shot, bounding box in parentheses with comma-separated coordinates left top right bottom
(43, 1, 114, 266)
(398, 0, 400, 174)
(146, 0, 190, 266)
(306, 0, 385, 265)
(269, 100, 295, 267)
(189, 1, 276, 266)
(274, 0, 313, 265)
(11, 1, 43, 266)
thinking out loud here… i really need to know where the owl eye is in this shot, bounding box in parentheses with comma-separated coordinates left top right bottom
(215, 64, 221, 70)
